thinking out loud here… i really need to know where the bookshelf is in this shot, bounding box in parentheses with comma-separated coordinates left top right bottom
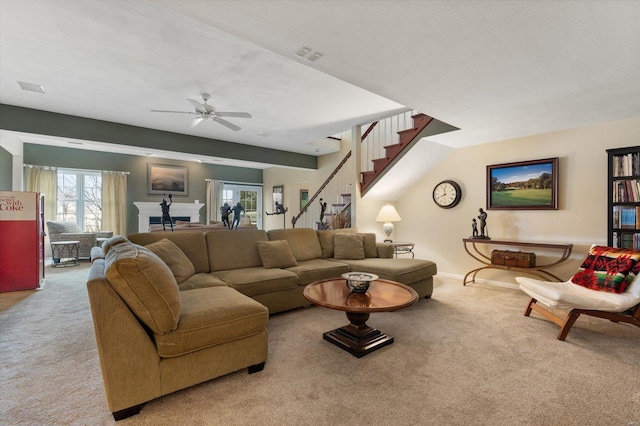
(608, 146, 640, 248)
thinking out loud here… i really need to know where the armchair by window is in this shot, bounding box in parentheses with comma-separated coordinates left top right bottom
(46, 221, 113, 260)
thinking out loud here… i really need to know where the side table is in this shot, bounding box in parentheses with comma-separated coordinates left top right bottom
(51, 240, 80, 268)
(389, 242, 415, 258)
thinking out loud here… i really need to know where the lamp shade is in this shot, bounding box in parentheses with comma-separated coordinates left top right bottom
(375, 204, 402, 222)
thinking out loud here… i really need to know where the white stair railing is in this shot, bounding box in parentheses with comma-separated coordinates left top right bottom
(360, 110, 417, 174)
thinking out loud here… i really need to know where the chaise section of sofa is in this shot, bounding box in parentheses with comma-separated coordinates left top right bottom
(87, 237, 268, 421)
(315, 228, 437, 298)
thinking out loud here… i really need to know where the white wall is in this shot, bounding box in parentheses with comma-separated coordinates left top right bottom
(395, 116, 640, 284)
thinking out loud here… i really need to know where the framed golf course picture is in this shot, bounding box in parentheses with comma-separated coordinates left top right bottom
(486, 157, 558, 210)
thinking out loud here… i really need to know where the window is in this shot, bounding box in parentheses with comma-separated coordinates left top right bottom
(223, 184, 262, 229)
(57, 169, 102, 231)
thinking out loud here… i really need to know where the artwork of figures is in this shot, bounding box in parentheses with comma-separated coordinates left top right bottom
(470, 207, 490, 239)
(160, 193, 173, 231)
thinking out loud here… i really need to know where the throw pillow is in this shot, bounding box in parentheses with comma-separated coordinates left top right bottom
(334, 233, 365, 260)
(361, 233, 377, 258)
(570, 245, 640, 293)
(146, 238, 196, 284)
(256, 240, 298, 269)
(317, 228, 358, 258)
(105, 242, 181, 334)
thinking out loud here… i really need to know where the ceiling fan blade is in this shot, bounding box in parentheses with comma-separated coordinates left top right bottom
(215, 112, 252, 118)
(190, 117, 204, 128)
(212, 117, 241, 131)
(150, 109, 195, 114)
(187, 98, 205, 111)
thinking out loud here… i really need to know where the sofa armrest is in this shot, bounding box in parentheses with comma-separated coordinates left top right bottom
(376, 242, 394, 258)
(96, 231, 114, 238)
(87, 260, 162, 413)
(91, 246, 105, 262)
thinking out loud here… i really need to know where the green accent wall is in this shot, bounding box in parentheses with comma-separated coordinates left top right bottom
(0, 104, 317, 169)
(0, 146, 11, 190)
(24, 144, 262, 235)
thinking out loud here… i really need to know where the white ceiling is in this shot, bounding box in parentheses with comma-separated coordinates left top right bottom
(2, 0, 639, 196)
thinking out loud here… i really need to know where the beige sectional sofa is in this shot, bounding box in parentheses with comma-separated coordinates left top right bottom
(87, 228, 436, 420)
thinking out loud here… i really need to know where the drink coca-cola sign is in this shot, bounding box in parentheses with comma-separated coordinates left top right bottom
(0, 192, 36, 221)
(0, 196, 25, 211)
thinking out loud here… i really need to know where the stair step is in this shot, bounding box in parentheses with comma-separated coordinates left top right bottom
(361, 171, 376, 186)
(384, 143, 404, 158)
(372, 157, 391, 171)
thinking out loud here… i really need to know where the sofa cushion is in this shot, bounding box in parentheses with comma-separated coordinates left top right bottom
(317, 228, 358, 258)
(105, 241, 181, 334)
(362, 233, 377, 258)
(211, 267, 298, 297)
(334, 233, 365, 260)
(286, 259, 351, 285)
(257, 240, 298, 269)
(145, 238, 196, 284)
(178, 273, 228, 291)
(128, 232, 210, 274)
(267, 228, 323, 261)
(329, 258, 437, 284)
(206, 230, 269, 271)
(570, 245, 640, 293)
(154, 286, 268, 358)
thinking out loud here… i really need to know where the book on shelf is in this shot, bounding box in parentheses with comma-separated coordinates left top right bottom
(620, 206, 636, 229)
(612, 152, 640, 177)
(612, 232, 640, 249)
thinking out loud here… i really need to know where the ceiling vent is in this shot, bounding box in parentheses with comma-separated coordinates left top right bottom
(17, 81, 45, 94)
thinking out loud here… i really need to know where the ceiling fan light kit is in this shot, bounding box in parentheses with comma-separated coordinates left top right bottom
(151, 93, 251, 131)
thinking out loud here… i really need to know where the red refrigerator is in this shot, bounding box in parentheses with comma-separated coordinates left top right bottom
(0, 191, 45, 292)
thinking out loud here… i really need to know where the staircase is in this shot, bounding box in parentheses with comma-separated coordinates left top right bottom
(360, 113, 433, 195)
(291, 110, 442, 229)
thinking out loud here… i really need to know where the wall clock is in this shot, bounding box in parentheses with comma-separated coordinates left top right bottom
(432, 180, 462, 209)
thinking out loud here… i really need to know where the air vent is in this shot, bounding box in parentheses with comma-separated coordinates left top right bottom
(17, 81, 45, 94)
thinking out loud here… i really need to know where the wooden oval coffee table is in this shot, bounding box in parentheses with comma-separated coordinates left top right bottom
(303, 278, 418, 358)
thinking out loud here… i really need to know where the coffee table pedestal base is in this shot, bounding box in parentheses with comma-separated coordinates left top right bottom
(322, 312, 394, 358)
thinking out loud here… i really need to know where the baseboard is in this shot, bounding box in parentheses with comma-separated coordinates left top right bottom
(436, 272, 520, 291)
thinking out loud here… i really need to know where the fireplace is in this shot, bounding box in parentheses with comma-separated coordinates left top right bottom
(133, 202, 204, 232)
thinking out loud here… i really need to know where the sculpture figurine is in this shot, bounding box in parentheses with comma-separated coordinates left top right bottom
(220, 202, 232, 230)
(319, 198, 327, 223)
(160, 193, 173, 231)
(231, 202, 245, 230)
(471, 207, 490, 239)
(265, 201, 288, 216)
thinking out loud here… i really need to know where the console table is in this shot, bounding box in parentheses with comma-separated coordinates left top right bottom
(462, 239, 573, 285)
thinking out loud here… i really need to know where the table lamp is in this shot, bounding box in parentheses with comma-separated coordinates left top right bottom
(375, 204, 402, 242)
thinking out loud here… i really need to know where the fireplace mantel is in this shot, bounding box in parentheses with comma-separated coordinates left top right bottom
(133, 202, 204, 232)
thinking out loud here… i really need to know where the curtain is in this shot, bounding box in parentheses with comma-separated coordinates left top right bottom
(24, 166, 57, 223)
(206, 179, 224, 224)
(102, 171, 127, 235)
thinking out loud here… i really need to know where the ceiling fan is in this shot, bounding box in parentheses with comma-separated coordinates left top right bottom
(150, 93, 251, 131)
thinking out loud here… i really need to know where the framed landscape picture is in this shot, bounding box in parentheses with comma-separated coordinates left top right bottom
(148, 164, 188, 195)
(486, 157, 558, 210)
(300, 189, 309, 210)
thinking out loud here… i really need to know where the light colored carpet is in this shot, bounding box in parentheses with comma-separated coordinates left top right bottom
(1, 263, 639, 425)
